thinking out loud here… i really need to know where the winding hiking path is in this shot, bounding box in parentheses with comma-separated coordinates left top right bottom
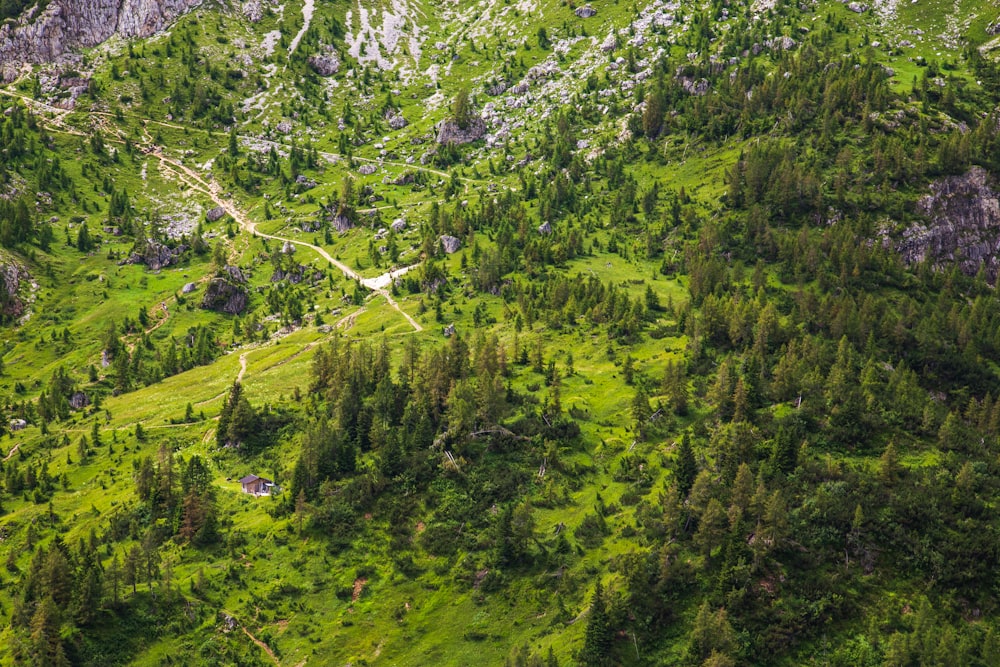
(148, 146, 423, 332)
(237, 352, 249, 383)
(243, 626, 281, 665)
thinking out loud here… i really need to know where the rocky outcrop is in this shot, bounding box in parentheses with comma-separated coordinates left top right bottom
(242, 0, 262, 22)
(385, 108, 407, 130)
(329, 213, 354, 232)
(271, 264, 320, 284)
(436, 116, 486, 145)
(308, 47, 340, 76)
(223, 264, 247, 283)
(69, 391, 90, 410)
(201, 277, 248, 315)
(895, 167, 1000, 281)
(0, 262, 26, 321)
(575, 4, 597, 18)
(122, 240, 187, 271)
(0, 0, 203, 81)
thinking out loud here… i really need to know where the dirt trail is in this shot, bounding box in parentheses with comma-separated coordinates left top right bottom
(3, 443, 21, 461)
(237, 352, 249, 383)
(242, 626, 281, 665)
(149, 146, 423, 332)
(0, 85, 428, 340)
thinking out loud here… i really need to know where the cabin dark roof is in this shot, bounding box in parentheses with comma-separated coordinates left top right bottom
(240, 474, 261, 484)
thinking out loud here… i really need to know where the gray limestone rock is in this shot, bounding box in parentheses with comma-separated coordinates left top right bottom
(895, 167, 1000, 282)
(224, 264, 247, 284)
(122, 240, 187, 271)
(242, 0, 262, 22)
(201, 277, 249, 315)
(308, 48, 340, 76)
(436, 116, 486, 145)
(0, 0, 203, 81)
(69, 391, 90, 410)
(439, 235, 461, 254)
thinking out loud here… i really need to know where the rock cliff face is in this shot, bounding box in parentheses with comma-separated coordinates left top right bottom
(0, 0, 202, 81)
(896, 167, 1000, 281)
(0, 262, 26, 321)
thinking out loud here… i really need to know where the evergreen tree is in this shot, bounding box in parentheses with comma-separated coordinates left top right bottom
(581, 581, 612, 666)
(676, 434, 697, 496)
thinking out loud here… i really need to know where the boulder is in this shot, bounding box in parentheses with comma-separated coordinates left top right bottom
(486, 80, 508, 96)
(767, 36, 797, 51)
(295, 174, 317, 189)
(439, 235, 462, 254)
(437, 116, 486, 145)
(181, 282, 197, 294)
(308, 49, 341, 76)
(391, 218, 407, 232)
(271, 265, 305, 284)
(206, 206, 227, 222)
(69, 392, 90, 410)
(436, 116, 487, 145)
(575, 4, 597, 17)
(385, 109, 408, 129)
(201, 278, 249, 315)
(9, 418, 27, 431)
(538, 221, 553, 235)
(122, 241, 188, 271)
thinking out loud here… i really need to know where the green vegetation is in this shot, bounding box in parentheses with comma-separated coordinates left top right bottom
(1, 0, 1000, 664)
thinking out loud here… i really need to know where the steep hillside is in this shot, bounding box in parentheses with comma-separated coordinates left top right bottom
(1, 0, 1000, 665)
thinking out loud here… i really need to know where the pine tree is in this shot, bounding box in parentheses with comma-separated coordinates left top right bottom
(76, 222, 94, 252)
(676, 434, 697, 496)
(217, 382, 242, 447)
(581, 581, 611, 666)
(29, 596, 69, 667)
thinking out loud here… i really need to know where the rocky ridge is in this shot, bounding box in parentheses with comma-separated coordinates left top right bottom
(0, 0, 202, 81)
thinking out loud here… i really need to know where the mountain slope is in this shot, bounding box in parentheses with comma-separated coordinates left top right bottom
(1, 0, 1000, 664)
